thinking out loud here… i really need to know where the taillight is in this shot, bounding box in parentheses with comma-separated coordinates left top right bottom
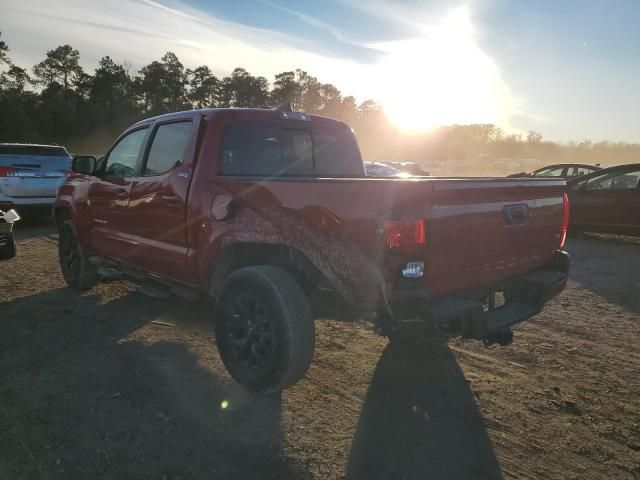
(414, 219, 426, 245)
(559, 192, 570, 248)
(0, 167, 17, 177)
(385, 219, 427, 250)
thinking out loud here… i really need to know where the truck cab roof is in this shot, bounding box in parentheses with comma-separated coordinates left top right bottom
(130, 108, 348, 129)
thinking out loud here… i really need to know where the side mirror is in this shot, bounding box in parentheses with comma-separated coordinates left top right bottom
(72, 155, 97, 175)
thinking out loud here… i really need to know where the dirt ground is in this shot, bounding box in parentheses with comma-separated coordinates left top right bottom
(1, 218, 639, 480)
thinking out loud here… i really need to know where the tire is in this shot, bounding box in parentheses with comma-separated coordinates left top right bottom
(58, 219, 99, 290)
(214, 265, 315, 393)
(0, 233, 16, 260)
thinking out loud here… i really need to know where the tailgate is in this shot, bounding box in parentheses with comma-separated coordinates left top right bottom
(426, 178, 566, 297)
(0, 154, 71, 198)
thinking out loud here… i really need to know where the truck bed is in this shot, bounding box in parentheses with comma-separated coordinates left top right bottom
(208, 176, 566, 302)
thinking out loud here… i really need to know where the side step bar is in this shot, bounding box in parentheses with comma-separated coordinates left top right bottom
(96, 266, 124, 280)
(88, 256, 202, 301)
(138, 283, 172, 300)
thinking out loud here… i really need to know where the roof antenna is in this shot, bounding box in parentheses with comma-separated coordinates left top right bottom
(275, 102, 293, 112)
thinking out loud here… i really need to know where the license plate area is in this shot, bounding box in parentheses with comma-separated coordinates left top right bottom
(483, 290, 506, 312)
(1, 177, 62, 197)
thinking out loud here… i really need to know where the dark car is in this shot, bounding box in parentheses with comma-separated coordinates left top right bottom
(567, 163, 640, 234)
(510, 163, 601, 180)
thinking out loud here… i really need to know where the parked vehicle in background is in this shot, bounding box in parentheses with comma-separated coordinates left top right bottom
(0, 144, 73, 214)
(567, 163, 640, 235)
(0, 208, 20, 260)
(54, 107, 569, 392)
(509, 163, 601, 180)
(364, 162, 411, 177)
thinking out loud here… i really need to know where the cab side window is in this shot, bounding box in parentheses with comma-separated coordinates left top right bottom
(144, 121, 193, 176)
(104, 128, 148, 178)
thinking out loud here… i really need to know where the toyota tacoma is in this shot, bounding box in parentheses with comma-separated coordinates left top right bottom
(54, 107, 570, 392)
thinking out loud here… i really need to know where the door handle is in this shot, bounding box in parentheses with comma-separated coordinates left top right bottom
(158, 194, 182, 206)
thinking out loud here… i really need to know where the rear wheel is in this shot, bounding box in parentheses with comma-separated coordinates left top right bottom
(58, 219, 99, 290)
(214, 266, 315, 393)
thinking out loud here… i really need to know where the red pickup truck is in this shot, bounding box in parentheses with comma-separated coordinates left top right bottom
(54, 107, 570, 392)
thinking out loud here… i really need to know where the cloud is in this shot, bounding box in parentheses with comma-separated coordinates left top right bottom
(256, 0, 384, 62)
(337, 0, 446, 34)
(259, 0, 352, 43)
(1, 0, 364, 83)
(1, 0, 517, 130)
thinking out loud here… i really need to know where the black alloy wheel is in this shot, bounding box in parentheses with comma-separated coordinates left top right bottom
(214, 265, 315, 393)
(225, 293, 276, 371)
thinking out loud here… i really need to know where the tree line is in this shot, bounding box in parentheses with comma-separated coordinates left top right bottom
(1, 32, 638, 171)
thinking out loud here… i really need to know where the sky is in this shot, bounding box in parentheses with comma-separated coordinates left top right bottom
(2, 0, 639, 142)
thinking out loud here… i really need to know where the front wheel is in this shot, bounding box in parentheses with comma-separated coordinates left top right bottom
(58, 219, 99, 290)
(0, 232, 16, 260)
(214, 266, 315, 393)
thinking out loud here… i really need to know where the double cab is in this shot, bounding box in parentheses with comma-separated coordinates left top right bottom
(54, 107, 570, 392)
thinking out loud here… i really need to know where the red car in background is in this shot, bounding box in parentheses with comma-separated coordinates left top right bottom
(510, 163, 601, 180)
(568, 163, 640, 234)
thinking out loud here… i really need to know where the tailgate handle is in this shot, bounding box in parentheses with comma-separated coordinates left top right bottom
(503, 204, 528, 225)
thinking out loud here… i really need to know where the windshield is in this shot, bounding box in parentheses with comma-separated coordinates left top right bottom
(533, 166, 564, 177)
(365, 162, 404, 177)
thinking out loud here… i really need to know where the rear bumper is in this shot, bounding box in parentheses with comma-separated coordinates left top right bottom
(390, 250, 570, 341)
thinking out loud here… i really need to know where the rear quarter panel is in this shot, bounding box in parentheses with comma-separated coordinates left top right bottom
(190, 175, 433, 307)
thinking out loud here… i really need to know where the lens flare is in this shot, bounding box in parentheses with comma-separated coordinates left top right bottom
(369, 7, 513, 131)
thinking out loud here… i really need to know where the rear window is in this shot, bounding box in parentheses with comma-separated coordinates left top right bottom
(219, 120, 363, 177)
(0, 145, 69, 157)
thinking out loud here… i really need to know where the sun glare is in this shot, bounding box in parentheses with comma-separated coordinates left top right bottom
(371, 7, 511, 132)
